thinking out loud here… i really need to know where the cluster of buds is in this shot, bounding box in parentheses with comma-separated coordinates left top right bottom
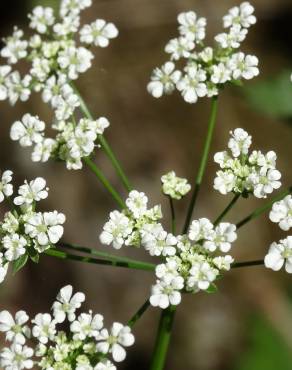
(147, 2, 259, 103)
(161, 171, 191, 200)
(0, 285, 134, 370)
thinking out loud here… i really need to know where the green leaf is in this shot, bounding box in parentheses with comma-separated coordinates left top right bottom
(243, 71, 292, 119)
(27, 246, 39, 263)
(206, 283, 218, 294)
(12, 254, 28, 275)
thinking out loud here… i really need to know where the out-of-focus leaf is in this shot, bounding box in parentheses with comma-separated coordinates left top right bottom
(12, 254, 28, 274)
(236, 316, 292, 370)
(244, 71, 292, 119)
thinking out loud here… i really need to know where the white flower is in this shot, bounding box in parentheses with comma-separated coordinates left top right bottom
(96, 323, 135, 362)
(176, 65, 207, 103)
(0, 310, 30, 344)
(0, 257, 9, 284)
(187, 261, 218, 291)
(100, 211, 133, 249)
(210, 63, 231, 84)
(228, 52, 259, 80)
(270, 195, 292, 231)
(70, 312, 103, 341)
(177, 11, 206, 42)
(57, 46, 94, 80)
(188, 218, 214, 242)
(126, 190, 148, 218)
(150, 276, 184, 309)
(0, 170, 13, 202)
(161, 171, 191, 200)
(42, 74, 67, 107)
(228, 128, 252, 157)
(32, 138, 56, 163)
(214, 170, 236, 195)
(60, 0, 92, 17)
(30, 57, 51, 82)
(147, 62, 181, 98)
(14, 177, 48, 206)
(141, 223, 177, 257)
(2, 234, 27, 262)
(265, 237, 292, 273)
(223, 2, 256, 29)
(204, 223, 237, 253)
(165, 37, 195, 61)
(32, 313, 56, 344)
(5, 72, 31, 105)
(24, 211, 65, 249)
(52, 285, 86, 323)
(250, 168, 281, 199)
(0, 65, 11, 100)
(80, 19, 118, 47)
(10, 114, 45, 147)
(155, 258, 180, 280)
(29, 6, 55, 34)
(1, 27, 28, 64)
(215, 25, 247, 49)
(213, 255, 234, 271)
(0, 343, 33, 370)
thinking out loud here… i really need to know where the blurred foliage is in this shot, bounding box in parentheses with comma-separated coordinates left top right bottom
(236, 316, 292, 370)
(244, 71, 292, 119)
(30, 0, 59, 12)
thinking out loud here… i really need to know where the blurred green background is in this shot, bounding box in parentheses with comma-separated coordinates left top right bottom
(1, 0, 292, 369)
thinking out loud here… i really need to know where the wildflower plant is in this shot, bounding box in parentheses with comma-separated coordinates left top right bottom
(0, 1, 292, 369)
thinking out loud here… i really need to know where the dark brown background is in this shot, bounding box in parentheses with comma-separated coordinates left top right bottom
(1, 1, 292, 369)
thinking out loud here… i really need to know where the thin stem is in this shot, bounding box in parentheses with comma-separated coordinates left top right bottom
(59, 242, 155, 270)
(236, 186, 292, 229)
(128, 299, 151, 328)
(45, 248, 155, 271)
(232, 259, 264, 268)
(183, 97, 219, 233)
(169, 197, 176, 234)
(149, 306, 177, 370)
(72, 83, 132, 192)
(83, 157, 125, 209)
(214, 193, 241, 226)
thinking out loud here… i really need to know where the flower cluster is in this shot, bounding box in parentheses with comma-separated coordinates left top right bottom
(161, 171, 191, 200)
(0, 285, 135, 370)
(147, 2, 259, 103)
(265, 195, 292, 273)
(214, 128, 281, 198)
(0, 0, 117, 169)
(100, 190, 237, 309)
(0, 171, 65, 284)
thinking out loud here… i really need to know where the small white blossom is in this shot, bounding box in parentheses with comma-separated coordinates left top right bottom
(0, 66, 11, 100)
(96, 323, 135, 362)
(265, 237, 292, 273)
(29, 6, 55, 34)
(100, 211, 133, 249)
(187, 261, 218, 291)
(214, 170, 236, 195)
(228, 128, 252, 157)
(10, 114, 45, 147)
(165, 37, 195, 61)
(228, 52, 259, 80)
(14, 177, 48, 206)
(204, 223, 237, 253)
(213, 255, 234, 271)
(70, 312, 103, 341)
(1, 27, 28, 64)
(80, 19, 118, 47)
(0, 170, 13, 202)
(141, 223, 177, 257)
(2, 234, 27, 262)
(126, 190, 148, 218)
(95, 360, 116, 370)
(0, 310, 30, 344)
(5, 72, 31, 105)
(176, 65, 207, 103)
(210, 63, 231, 84)
(270, 195, 292, 231)
(32, 313, 56, 344)
(161, 171, 191, 200)
(52, 285, 85, 323)
(177, 11, 207, 42)
(223, 2, 256, 29)
(0, 343, 34, 370)
(249, 168, 281, 199)
(188, 218, 214, 242)
(57, 46, 94, 80)
(150, 276, 184, 309)
(215, 25, 247, 49)
(147, 62, 181, 98)
(31, 138, 56, 163)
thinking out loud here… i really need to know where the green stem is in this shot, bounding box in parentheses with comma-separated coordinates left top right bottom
(169, 197, 176, 234)
(83, 157, 125, 209)
(236, 186, 292, 229)
(73, 83, 132, 192)
(214, 193, 241, 226)
(59, 242, 155, 270)
(45, 248, 155, 271)
(183, 97, 219, 234)
(232, 259, 264, 268)
(128, 299, 151, 328)
(150, 306, 177, 370)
